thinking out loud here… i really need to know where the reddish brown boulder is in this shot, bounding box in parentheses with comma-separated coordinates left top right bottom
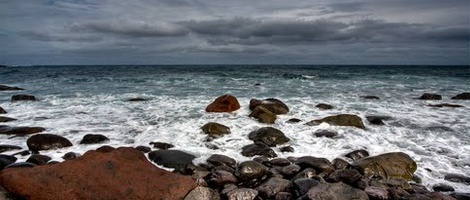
(0, 147, 197, 200)
(206, 95, 240, 112)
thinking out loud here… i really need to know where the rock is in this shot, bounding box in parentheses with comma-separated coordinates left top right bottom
(235, 161, 270, 182)
(281, 164, 301, 176)
(0, 147, 197, 199)
(5, 162, 37, 169)
(184, 186, 220, 200)
(352, 152, 417, 180)
(226, 188, 259, 200)
(294, 178, 320, 197)
(269, 158, 291, 167)
(26, 134, 73, 151)
(208, 170, 238, 187)
(0, 117, 17, 123)
(0, 155, 17, 170)
(241, 143, 277, 158)
(134, 146, 151, 153)
(279, 146, 294, 152)
(0, 107, 6, 114)
(313, 129, 338, 138)
(315, 103, 334, 110)
(96, 145, 115, 152)
(332, 158, 350, 170)
(79, 134, 109, 144)
(248, 127, 290, 147)
(26, 154, 52, 165)
(308, 182, 368, 200)
(292, 168, 317, 180)
(295, 156, 335, 174)
(249, 98, 289, 115)
(148, 150, 196, 169)
(444, 173, 470, 185)
(432, 183, 455, 192)
(206, 94, 240, 112)
(0, 126, 45, 135)
(326, 169, 362, 185)
(249, 106, 277, 124)
(0, 85, 24, 91)
(308, 114, 365, 129)
(451, 92, 470, 100)
(62, 152, 80, 160)
(275, 192, 292, 200)
(418, 93, 442, 100)
(126, 97, 148, 102)
(345, 149, 370, 161)
(365, 186, 389, 200)
(149, 141, 174, 149)
(361, 96, 380, 100)
(286, 118, 302, 123)
(201, 122, 230, 137)
(451, 193, 470, 200)
(256, 177, 293, 199)
(11, 94, 36, 102)
(0, 145, 22, 153)
(207, 154, 236, 169)
(428, 103, 464, 108)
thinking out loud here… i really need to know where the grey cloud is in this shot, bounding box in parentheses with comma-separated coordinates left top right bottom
(328, 2, 366, 12)
(71, 21, 190, 37)
(20, 31, 102, 43)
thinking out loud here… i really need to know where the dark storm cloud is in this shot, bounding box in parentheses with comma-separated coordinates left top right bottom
(70, 21, 189, 37)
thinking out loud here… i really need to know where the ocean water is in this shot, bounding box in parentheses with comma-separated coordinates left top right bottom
(1, 65, 469, 192)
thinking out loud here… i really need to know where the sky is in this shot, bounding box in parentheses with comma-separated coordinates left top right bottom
(0, 0, 469, 65)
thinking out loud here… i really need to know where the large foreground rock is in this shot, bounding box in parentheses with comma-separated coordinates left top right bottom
(206, 94, 240, 112)
(352, 152, 417, 180)
(308, 114, 365, 129)
(249, 98, 289, 115)
(307, 182, 368, 200)
(0, 147, 197, 200)
(27, 134, 73, 151)
(0, 126, 45, 135)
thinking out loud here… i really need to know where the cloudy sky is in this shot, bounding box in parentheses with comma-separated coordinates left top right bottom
(0, 0, 468, 65)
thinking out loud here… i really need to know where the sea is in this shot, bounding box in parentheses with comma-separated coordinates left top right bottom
(1, 65, 469, 192)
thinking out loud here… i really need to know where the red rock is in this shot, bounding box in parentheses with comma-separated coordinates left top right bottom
(206, 95, 240, 112)
(0, 147, 197, 200)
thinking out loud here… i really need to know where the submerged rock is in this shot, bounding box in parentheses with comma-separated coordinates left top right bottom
(444, 173, 470, 185)
(286, 118, 302, 123)
(79, 134, 109, 144)
(0, 117, 17, 123)
(308, 114, 365, 129)
(249, 98, 289, 115)
(361, 95, 380, 100)
(249, 106, 277, 124)
(451, 92, 470, 100)
(149, 141, 174, 149)
(201, 122, 231, 137)
(427, 103, 464, 108)
(432, 183, 455, 192)
(352, 152, 417, 180)
(365, 115, 392, 125)
(418, 93, 442, 100)
(11, 94, 36, 102)
(313, 129, 338, 138)
(206, 94, 240, 112)
(148, 149, 196, 169)
(27, 134, 73, 151)
(248, 127, 290, 147)
(315, 103, 334, 110)
(0, 126, 45, 135)
(0, 85, 24, 91)
(0, 145, 22, 153)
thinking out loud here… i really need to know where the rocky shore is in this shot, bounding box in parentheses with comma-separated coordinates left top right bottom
(0, 85, 469, 199)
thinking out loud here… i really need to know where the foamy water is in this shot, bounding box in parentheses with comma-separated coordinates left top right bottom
(1, 65, 469, 192)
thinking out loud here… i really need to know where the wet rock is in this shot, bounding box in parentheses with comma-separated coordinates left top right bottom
(206, 94, 241, 112)
(366, 116, 387, 125)
(248, 127, 290, 147)
(26, 154, 51, 165)
(256, 177, 293, 199)
(79, 134, 109, 144)
(295, 156, 335, 174)
(313, 129, 338, 138)
(361, 95, 380, 100)
(241, 142, 277, 158)
(0, 147, 197, 200)
(208, 170, 238, 187)
(126, 97, 148, 102)
(428, 103, 464, 108)
(451, 193, 470, 200)
(315, 103, 334, 110)
(269, 158, 291, 167)
(294, 178, 320, 197)
(148, 150, 196, 169)
(249, 98, 289, 115)
(432, 183, 455, 192)
(451, 92, 470, 100)
(279, 146, 294, 152)
(149, 141, 174, 149)
(235, 161, 270, 182)
(286, 118, 302, 123)
(5, 162, 37, 169)
(62, 152, 80, 160)
(332, 158, 350, 170)
(418, 93, 442, 100)
(249, 106, 277, 124)
(307, 182, 368, 200)
(0, 155, 17, 170)
(183, 186, 220, 200)
(11, 94, 36, 102)
(444, 173, 470, 185)
(201, 122, 231, 137)
(275, 192, 292, 200)
(326, 169, 362, 185)
(0, 126, 45, 135)
(11, 150, 30, 157)
(281, 164, 301, 176)
(134, 145, 151, 153)
(226, 188, 259, 200)
(0, 117, 17, 123)
(207, 154, 236, 169)
(0, 107, 6, 114)
(292, 168, 317, 180)
(96, 145, 115, 152)
(0, 85, 24, 91)
(26, 134, 72, 151)
(308, 114, 365, 129)
(352, 152, 417, 180)
(0, 145, 22, 153)
(365, 186, 389, 200)
(345, 149, 370, 161)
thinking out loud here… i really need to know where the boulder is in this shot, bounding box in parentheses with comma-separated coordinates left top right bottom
(345, 149, 370, 161)
(207, 154, 236, 169)
(0, 126, 45, 135)
(183, 186, 220, 200)
(361, 96, 380, 100)
(134, 146, 151, 153)
(294, 178, 320, 197)
(249, 106, 277, 124)
(207, 170, 238, 187)
(0, 155, 17, 170)
(62, 152, 81, 160)
(0, 85, 24, 91)
(201, 122, 230, 137)
(432, 183, 455, 192)
(226, 188, 259, 200)
(249, 98, 289, 115)
(148, 150, 196, 169)
(79, 134, 109, 144)
(26, 154, 52, 165)
(418, 93, 442, 100)
(352, 152, 417, 180)
(315, 103, 334, 110)
(206, 95, 240, 112)
(269, 158, 291, 167)
(307, 182, 368, 200)
(0, 107, 6, 114)
(0, 145, 22, 153)
(0, 117, 17, 123)
(5, 162, 36, 169)
(248, 127, 290, 147)
(281, 164, 301, 176)
(332, 158, 350, 170)
(241, 143, 277, 158)
(0, 147, 197, 199)
(444, 173, 470, 185)
(308, 114, 365, 129)
(256, 177, 293, 199)
(295, 156, 335, 174)
(365, 116, 391, 125)
(313, 129, 338, 138)
(235, 161, 270, 182)
(26, 134, 73, 151)
(149, 141, 174, 149)
(364, 186, 389, 200)
(279, 146, 294, 153)
(96, 145, 115, 152)
(326, 169, 362, 185)
(11, 94, 36, 102)
(451, 92, 470, 100)
(428, 103, 464, 108)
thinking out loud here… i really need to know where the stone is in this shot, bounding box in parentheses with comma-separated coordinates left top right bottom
(0, 155, 17, 170)
(149, 141, 174, 149)
(235, 161, 270, 182)
(96, 145, 115, 152)
(248, 127, 290, 147)
(307, 182, 368, 200)
(444, 173, 470, 185)
(126, 97, 148, 102)
(0, 107, 6, 114)
(183, 186, 220, 200)
(418, 93, 442, 100)
(366, 117, 384, 125)
(451, 92, 470, 100)
(11, 94, 36, 102)
(295, 156, 335, 174)
(352, 152, 417, 180)
(432, 183, 455, 192)
(279, 146, 294, 152)
(0, 147, 197, 200)
(281, 164, 301, 176)
(315, 103, 334, 110)
(5, 162, 37, 169)
(292, 168, 317, 180)
(26, 154, 52, 165)
(428, 103, 464, 108)
(79, 134, 109, 144)
(249, 98, 289, 115)
(207, 154, 236, 169)
(241, 142, 277, 158)
(207, 170, 238, 187)
(308, 114, 366, 129)
(0, 126, 45, 135)
(269, 158, 291, 167)
(286, 118, 302, 123)
(249, 106, 277, 124)
(256, 177, 293, 199)
(365, 186, 389, 200)
(0, 117, 17, 123)
(226, 188, 259, 200)
(201, 122, 230, 137)
(332, 158, 350, 170)
(62, 152, 80, 160)
(313, 129, 338, 138)
(326, 169, 362, 185)
(206, 94, 240, 112)
(294, 178, 320, 197)
(134, 146, 151, 153)
(0, 85, 24, 91)
(451, 193, 470, 200)
(26, 134, 73, 151)
(275, 192, 292, 200)
(345, 149, 370, 161)
(361, 95, 380, 100)
(0, 145, 22, 153)
(148, 150, 196, 169)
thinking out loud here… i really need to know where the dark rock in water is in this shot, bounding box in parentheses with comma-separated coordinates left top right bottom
(241, 142, 277, 158)
(295, 156, 335, 174)
(326, 169, 362, 185)
(444, 173, 470, 185)
(0, 85, 24, 91)
(183, 186, 220, 200)
(0, 107, 7, 114)
(332, 158, 350, 170)
(313, 129, 338, 138)
(11, 94, 36, 102)
(248, 127, 290, 147)
(315, 103, 334, 110)
(294, 178, 320, 197)
(365, 186, 389, 200)
(361, 95, 380, 100)
(451, 92, 470, 100)
(418, 93, 442, 100)
(279, 146, 294, 152)
(95, 145, 115, 152)
(0, 117, 17, 123)
(307, 182, 368, 200)
(126, 97, 149, 102)
(27, 134, 73, 151)
(345, 149, 370, 161)
(62, 152, 80, 160)
(256, 177, 293, 199)
(11, 150, 30, 156)
(286, 118, 302, 123)
(26, 154, 52, 165)
(149, 141, 174, 149)
(0, 145, 22, 153)
(432, 183, 455, 192)
(206, 94, 240, 112)
(428, 103, 464, 108)
(5, 162, 37, 169)
(249, 98, 289, 115)
(269, 158, 291, 167)
(308, 114, 365, 129)
(79, 134, 109, 144)
(207, 154, 236, 169)
(451, 193, 470, 200)
(201, 122, 231, 137)
(352, 152, 417, 180)
(0, 125, 45, 135)
(226, 188, 259, 200)
(249, 106, 277, 124)
(235, 161, 270, 182)
(0, 155, 17, 170)
(365, 116, 388, 125)
(134, 145, 151, 153)
(148, 150, 196, 169)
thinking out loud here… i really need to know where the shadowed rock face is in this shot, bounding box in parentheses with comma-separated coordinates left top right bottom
(206, 94, 240, 112)
(0, 147, 197, 200)
(352, 152, 417, 180)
